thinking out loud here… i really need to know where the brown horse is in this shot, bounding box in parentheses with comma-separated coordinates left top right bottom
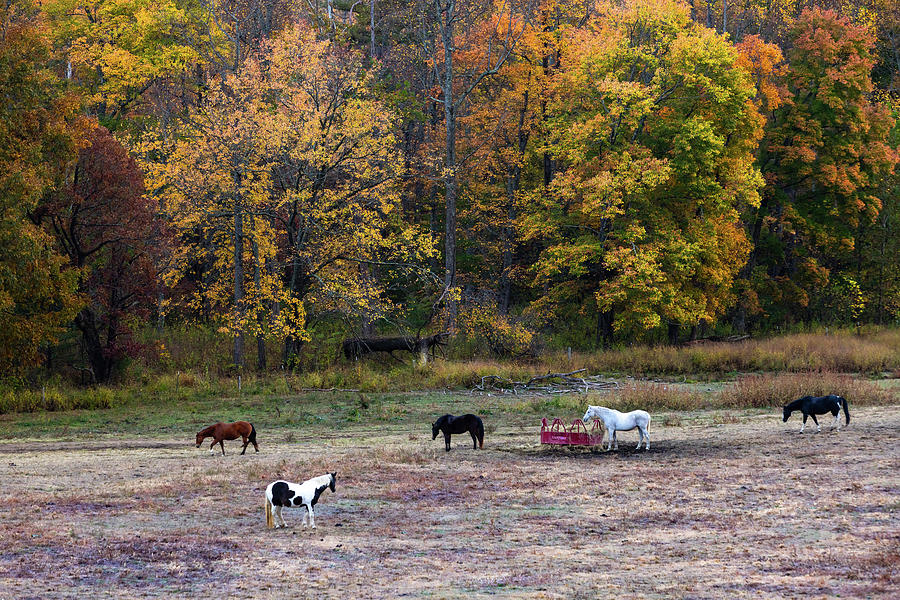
(195, 421, 259, 456)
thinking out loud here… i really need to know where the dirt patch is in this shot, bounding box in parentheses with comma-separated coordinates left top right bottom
(1, 406, 899, 598)
(0, 440, 187, 453)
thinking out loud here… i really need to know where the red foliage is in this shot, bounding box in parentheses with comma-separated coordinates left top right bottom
(34, 126, 167, 380)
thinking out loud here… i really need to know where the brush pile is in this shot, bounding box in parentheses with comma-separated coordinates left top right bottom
(472, 369, 618, 395)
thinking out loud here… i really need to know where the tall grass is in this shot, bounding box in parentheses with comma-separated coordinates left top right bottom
(717, 372, 895, 408)
(5, 328, 900, 415)
(0, 386, 118, 413)
(579, 330, 900, 375)
(600, 382, 709, 411)
(124, 326, 900, 383)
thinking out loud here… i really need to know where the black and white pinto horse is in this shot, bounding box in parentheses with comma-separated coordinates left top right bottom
(783, 395, 850, 433)
(582, 405, 651, 451)
(265, 473, 336, 529)
(432, 413, 484, 451)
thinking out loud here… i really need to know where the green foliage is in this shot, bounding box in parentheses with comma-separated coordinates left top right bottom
(0, 0, 84, 374)
(522, 0, 762, 338)
(818, 275, 866, 325)
(42, 0, 208, 114)
(749, 8, 898, 327)
(0, 384, 117, 413)
(1, 0, 900, 378)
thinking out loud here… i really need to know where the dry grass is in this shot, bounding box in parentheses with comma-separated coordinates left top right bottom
(1, 406, 898, 599)
(8, 330, 899, 417)
(599, 381, 708, 411)
(579, 330, 900, 375)
(718, 371, 896, 408)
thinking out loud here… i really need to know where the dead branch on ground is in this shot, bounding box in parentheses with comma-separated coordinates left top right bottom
(472, 369, 619, 395)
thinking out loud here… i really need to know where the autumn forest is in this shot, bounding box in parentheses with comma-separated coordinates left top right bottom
(2, 0, 900, 382)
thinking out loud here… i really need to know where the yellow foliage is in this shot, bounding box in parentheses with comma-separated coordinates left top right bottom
(140, 21, 435, 347)
(460, 301, 539, 357)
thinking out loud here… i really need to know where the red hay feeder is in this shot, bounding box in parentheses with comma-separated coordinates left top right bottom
(540, 417, 605, 447)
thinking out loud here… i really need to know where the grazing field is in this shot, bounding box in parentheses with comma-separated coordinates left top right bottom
(1, 400, 898, 599)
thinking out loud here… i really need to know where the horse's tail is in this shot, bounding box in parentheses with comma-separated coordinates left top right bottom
(265, 496, 274, 529)
(476, 417, 484, 449)
(249, 422, 257, 443)
(840, 396, 850, 425)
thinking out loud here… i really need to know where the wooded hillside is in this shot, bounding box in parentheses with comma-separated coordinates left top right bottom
(1, 0, 899, 380)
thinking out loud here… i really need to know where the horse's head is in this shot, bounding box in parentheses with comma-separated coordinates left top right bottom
(431, 421, 439, 440)
(582, 406, 598, 423)
(329, 472, 337, 493)
(782, 406, 791, 422)
(195, 432, 204, 447)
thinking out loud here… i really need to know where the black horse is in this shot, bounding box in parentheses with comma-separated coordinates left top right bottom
(432, 414, 484, 452)
(783, 395, 850, 433)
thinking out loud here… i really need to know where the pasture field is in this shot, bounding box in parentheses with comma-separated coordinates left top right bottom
(0, 394, 898, 599)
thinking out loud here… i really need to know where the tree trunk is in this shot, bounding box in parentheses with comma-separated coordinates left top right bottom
(251, 225, 266, 372)
(500, 175, 515, 314)
(156, 289, 166, 334)
(232, 175, 245, 369)
(370, 0, 376, 57)
(500, 89, 531, 314)
(722, 0, 727, 34)
(75, 308, 111, 383)
(542, 53, 554, 188)
(596, 309, 614, 349)
(439, 0, 458, 325)
(668, 321, 680, 345)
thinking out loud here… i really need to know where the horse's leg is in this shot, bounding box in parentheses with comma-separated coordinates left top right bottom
(307, 504, 316, 529)
(219, 439, 226, 455)
(209, 440, 217, 454)
(240, 435, 248, 455)
(636, 426, 645, 450)
(810, 413, 820, 433)
(831, 409, 840, 430)
(800, 414, 808, 433)
(470, 429, 478, 450)
(444, 432, 451, 452)
(273, 506, 283, 528)
(612, 430, 618, 451)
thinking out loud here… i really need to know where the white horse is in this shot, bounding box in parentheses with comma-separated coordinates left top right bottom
(265, 473, 336, 529)
(582, 405, 651, 451)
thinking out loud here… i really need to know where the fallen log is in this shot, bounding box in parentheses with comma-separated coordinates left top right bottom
(342, 332, 449, 363)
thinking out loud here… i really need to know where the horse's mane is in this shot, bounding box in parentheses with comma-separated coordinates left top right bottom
(783, 396, 810, 410)
(306, 473, 334, 487)
(197, 423, 221, 436)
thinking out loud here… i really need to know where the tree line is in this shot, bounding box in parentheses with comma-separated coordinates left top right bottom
(1, 0, 898, 381)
